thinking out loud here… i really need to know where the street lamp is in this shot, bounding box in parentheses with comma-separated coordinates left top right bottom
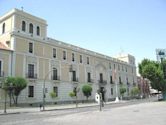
(42, 65, 72, 110)
(43, 70, 54, 111)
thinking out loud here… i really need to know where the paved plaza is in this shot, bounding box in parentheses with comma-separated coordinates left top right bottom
(0, 100, 165, 125)
(42, 101, 166, 125)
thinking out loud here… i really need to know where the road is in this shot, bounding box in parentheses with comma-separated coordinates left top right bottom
(0, 99, 165, 125)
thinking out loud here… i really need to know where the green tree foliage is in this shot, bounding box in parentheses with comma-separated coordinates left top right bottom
(139, 59, 166, 100)
(120, 86, 126, 97)
(82, 84, 92, 100)
(131, 87, 140, 97)
(3, 77, 27, 105)
(69, 91, 76, 97)
(49, 91, 57, 99)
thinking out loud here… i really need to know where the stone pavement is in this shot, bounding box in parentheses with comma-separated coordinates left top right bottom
(0, 97, 158, 115)
(0, 100, 123, 115)
(43, 101, 166, 125)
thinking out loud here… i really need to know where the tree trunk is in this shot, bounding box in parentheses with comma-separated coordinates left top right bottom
(12, 93, 16, 105)
(15, 96, 18, 106)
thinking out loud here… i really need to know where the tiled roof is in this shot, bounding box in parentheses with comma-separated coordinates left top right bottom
(0, 42, 10, 50)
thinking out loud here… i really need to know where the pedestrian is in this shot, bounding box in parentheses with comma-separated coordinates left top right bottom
(39, 104, 42, 111)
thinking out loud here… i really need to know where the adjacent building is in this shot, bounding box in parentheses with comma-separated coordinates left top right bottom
(0, 9, 137, 105)
(156, 49, 166, 62)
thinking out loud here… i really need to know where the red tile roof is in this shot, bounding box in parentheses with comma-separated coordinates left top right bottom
(0, 42, 10, 50)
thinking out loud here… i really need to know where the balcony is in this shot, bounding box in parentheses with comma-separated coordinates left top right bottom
(26, 73, 37, 79)
(127, 82, 130, 86)
(87, 79, 94, 83)
(110, 81, 115, 84)
(119, 81, 123, 84)
(72, 77, 79, 83)
(133, 82, 137, 86)
(0, 71, 4, 77)
(98, 80, 107, 85)
(51, 76, 60, 81)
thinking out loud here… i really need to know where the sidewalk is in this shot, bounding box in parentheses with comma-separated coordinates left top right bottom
(0, 101, 125, 115)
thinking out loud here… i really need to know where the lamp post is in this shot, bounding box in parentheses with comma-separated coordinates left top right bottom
(4, 89, 7, 113)
(42, 65, 71, 110)
(43, 70, 54, 111)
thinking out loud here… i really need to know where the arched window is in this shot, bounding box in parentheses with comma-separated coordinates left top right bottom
(22, 21, 26, 31)
(2, 23, 5, 34)
(29, 23, 33, 34)
(37, 26, 40, 36)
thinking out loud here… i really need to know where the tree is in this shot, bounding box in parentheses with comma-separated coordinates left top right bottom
(82, 84, 92, 100)
(119, 85, 126, 100)
(69, 87, 79, 108)
(49, 91, 57, 99)
(2, 77, 16, 106)
(13, 77, 27, 105)
(69, 91, 76, 97)
(139, 59, 166, 100)
(131, 87, 140, 97)
(3, 77, 27, 106)
(49, 91, 57, 104)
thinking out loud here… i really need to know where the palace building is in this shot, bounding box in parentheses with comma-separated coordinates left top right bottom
(0, 8, 137, 105)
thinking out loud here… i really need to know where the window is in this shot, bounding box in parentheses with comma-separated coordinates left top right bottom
(87, 72, 91, 82)
(0, 60, 2, 77)
(22, 21, 26, 31)
(29, 23, 33, 34)
(53, 87, 58, 97)
(119, 76, 122, 84)
(53, 48, 56, 58)
(126, 77, 129, 84)
(72, 53, 75, 62)
(122, 65, 124, 71)
(87, 57, 89, 64)
(63, 51, 66, 60)
(28, 86, 34, 97)
(37, 26, 40, 36)
(133, 77, 135, 84)
(2, 23, 5, 34)
(52, 68, 58, 80)
(99, 73, 103, 82)
(110, 76, 113, 84)
(80, 55, 82, 63)
(72, 71, 77, 81)
(132, 67, 133, 73)
(111, 88, 113, 95)
(114, 64, 116, 69)
(109, 63, 111, 69)
(28, 64, 34, 78)
(118, 64, 120, 70)
(126, 67, 127, 72)
(29, 42, 33, 53)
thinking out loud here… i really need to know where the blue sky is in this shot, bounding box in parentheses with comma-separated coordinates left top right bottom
(1, 0, 166, 67)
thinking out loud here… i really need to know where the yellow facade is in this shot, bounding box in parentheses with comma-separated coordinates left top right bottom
(0, 8, 138, 104)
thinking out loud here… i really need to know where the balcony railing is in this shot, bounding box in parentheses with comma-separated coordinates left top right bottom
(87, 79, 94, 83)
(98, 80, 107, 84)
(26, 73, 37, 79)
(72, 77, 79, 82)
(133, 82, 137, 86)
(119, 81, 123, 84)
(51, 76, 60, 81)
(0, 71, 4, 77)
(127, 82, 130, 86)
(110, 81, 115, 84)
